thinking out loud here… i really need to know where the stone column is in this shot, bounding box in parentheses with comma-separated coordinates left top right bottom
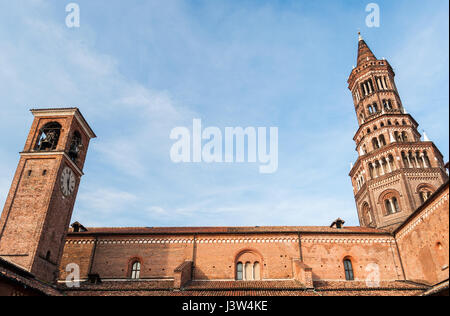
(377, 78, 383, 90)
(414, 153, 420, 168)
(379, 160, 385, 175)
(421, 154, 428, 168)
(406, 154, 413, 168)
(389, 199, 396, 214)
(383, 76, 388, 89)
(387, 158, 392, 172)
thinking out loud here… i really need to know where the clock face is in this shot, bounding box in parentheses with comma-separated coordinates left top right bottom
(60, 167, 76, 197)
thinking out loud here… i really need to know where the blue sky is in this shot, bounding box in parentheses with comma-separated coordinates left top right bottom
(0, 0, 448, 227)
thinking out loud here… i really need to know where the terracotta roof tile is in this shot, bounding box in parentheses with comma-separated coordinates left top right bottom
(68, 225, 388, 236)
(0, 258, 63, 296)
(185, 280, 306, 290)
(59, 280, 174, 291)
(314, 280, 428, 290)
(60, 279, 428, 296)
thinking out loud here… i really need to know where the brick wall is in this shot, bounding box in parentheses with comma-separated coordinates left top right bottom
(395, 184, 449, 285)
(60, 231, 408, 284)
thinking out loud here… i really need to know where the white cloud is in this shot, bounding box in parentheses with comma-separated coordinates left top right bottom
(0, 1, 447, 229)
(78, 188, 138, 214)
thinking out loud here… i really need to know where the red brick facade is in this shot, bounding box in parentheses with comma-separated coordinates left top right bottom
(0, 109, 96, 283)
(0, 36, 448, 296)
(395, 185, 449, 285)
(348, 35, 448, 232)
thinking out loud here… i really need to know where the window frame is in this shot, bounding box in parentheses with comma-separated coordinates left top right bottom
(130, 261, 141, 280)
(343, 259, 354, 281)
(236, 262, 244, 281)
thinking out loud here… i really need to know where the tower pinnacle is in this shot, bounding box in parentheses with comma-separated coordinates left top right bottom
(356, 34, 377, 66)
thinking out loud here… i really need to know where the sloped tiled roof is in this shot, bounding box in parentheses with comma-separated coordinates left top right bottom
(0, 257, 63, 296)
(60, 279, 428, 296)
(185, 280, 306, 290)
(59, 279, 174, 292)
(68, 226, 388, 236)
(314, 280, 428, 291)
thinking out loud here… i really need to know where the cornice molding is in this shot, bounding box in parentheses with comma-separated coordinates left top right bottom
(30, 108, 96, 139)
(65, 236, 396, 245)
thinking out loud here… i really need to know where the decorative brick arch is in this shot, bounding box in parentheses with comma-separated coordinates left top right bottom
(378, 189, 402, 216)
(378, 188, 400, 203)
(416, 183, 436, 194)
(360, 202, 375, 227)
(234, 249, 263, 281)
(127, 256, 143, 278)
(416, 183, 437, 204)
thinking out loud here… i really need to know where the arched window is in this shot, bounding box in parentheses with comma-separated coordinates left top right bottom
(253, 262, 261, 281)
(385, 199, 394, 215)
(408, 151, 416, 168)
(236, 262, 243, 281)
(379, 134, 386, 147)
(245, 262, 253, 281)
(343, 259, 354, 281)
(361, 83, 367, 96)
(373, 103, 379, 113)
(401, 151, 409, 168)
(387, 99, 393, 109)
(392, 197, 400, 213)
(34, 122, 62, 151)
(388, 154, 396, 171)
(362, 203, 374, 227)
(419, 190, 432, 204)
(381, 190, 402, 215)
(368, 163, 375, 179)
(402, 132, 408, 142)
(130, 261, 141, 279)
(385, 197, 400, 215)
(68, 131, 83, 163)
(372, 138, 380, 150)
(236, 250, 262, 281)
(359, 113, 364, 124)
(417, 184, 435, 204)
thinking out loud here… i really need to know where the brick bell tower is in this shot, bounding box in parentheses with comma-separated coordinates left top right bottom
(0, 108, 95, 283)
(348, 34, 448, 232)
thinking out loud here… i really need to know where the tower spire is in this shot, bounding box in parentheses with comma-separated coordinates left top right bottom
(357, 33, 377, 66)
